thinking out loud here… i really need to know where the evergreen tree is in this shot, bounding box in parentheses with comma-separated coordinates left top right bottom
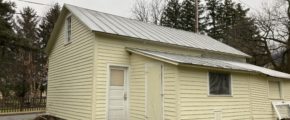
(228, 4, 267, 65)
(0, 0, 15, 45)
(38, 3, 60, 48)
(233, 16, 268, 65)
(160, 0, 181, 29)
(221, 2, 269, 65)
(15, 7, 39, 46)
(37, 3, 60, 97)
(179, 0, 206, 33)
(206, 0, 268, 65)
(205, 0, 223, 39)
(0, 0, 16, 98)
(219, 0, 240, 43)
(14, 7, 39, 98)
(0, 0, 16, 62)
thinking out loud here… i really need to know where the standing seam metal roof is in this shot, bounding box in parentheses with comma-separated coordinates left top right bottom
(128, 49, 290, 80)
(65, 4, 250, 57)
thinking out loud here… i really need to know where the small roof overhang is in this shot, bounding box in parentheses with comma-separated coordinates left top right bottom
(127, 48, 290, 80)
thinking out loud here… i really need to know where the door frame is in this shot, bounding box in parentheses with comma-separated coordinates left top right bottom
(106, 64, 130, 120)
(145, 62, 164, 120)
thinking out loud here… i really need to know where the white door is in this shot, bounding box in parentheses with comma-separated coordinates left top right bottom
(108, 67, 128, 120)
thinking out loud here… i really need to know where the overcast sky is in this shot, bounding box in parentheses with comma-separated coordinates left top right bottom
(9, 0, 276, 18)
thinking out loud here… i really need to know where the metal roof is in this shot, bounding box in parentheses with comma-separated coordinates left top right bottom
(128, 49, 290, 80)
(65, 4, 250, 57)
(225, 62, 290, 80)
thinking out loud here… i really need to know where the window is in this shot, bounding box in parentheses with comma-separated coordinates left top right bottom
(209, 72, 231, 95)
(65, 15, 72, 44)
(269, 81, 281, 99)
(110, 69, 125, 86)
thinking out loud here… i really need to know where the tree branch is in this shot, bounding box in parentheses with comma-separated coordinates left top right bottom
(260, 36, 287, 44)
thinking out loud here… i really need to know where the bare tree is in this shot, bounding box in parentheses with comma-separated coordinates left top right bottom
(132, 0, 166, 24)
(132, 0, 149, 22)
(256, 0, 290, 73)
(149, 0, 166, 24)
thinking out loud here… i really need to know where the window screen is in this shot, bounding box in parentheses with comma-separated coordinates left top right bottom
(110, 69, 124, 86)
(209, 72, 231, 95)
(269, 81, 281, 99)
(276, 105, 290, 118)
(272, 101, 290, 120)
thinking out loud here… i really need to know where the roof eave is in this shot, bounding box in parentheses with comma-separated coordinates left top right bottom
(126, 48, 179, 65)
(178, 63, 255, 74)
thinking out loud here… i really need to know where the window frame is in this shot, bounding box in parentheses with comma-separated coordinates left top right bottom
(208, 71, 232, 97)
(64, 14, 72, 45)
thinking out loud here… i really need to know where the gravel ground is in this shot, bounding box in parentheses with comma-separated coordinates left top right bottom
(0, 113, 43, 120)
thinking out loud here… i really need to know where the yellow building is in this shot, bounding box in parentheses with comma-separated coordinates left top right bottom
(46, 4, 290, 120)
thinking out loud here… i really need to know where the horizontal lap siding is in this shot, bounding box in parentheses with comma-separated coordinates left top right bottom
(250, 76, 290, 120)
(283, 81, 290, 100)
(130, 54, 147, 120)
(178, 67, 251, 120)
(95, 38, 130, 120)
(250, 76, 276, 120)
(47, 15, 94, 120)
(94, 35, 181, 120)
(96, 34, 202, 57)
(163, 63, 178, 120)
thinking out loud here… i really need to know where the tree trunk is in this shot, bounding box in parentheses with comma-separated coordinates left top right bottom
(19, 97, 24, 111)
(286, 0, 290, 73)
(287, 45, 290, 73)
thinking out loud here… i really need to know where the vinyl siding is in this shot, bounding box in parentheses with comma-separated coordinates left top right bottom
(177, 67, 252, 120)
(129, 54, 147, 119)
(177, 67, 290, 120)
(47, 14, 95, 120)
(94, 34, 181, 120)
(268, 81, 281, 99)
(163, 62, 178, 120)
(46, 14, 290, 120)
(93, 32, 290, 120)
(249, 76, 290, 120)
(284, 81, 290, 100)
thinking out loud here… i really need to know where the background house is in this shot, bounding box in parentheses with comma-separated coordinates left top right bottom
(46, 4, 290, 120)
